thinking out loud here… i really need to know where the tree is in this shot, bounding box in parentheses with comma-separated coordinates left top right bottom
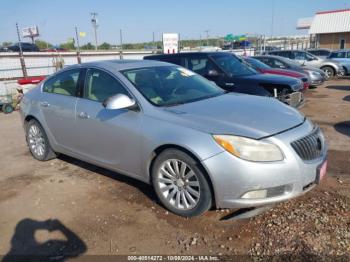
(59, 39, 75, 50)
(35, 39, 52, 49)
(81, 42, 94, 50)
(99, 42, 111, 50)
(2, 41, 12, 47)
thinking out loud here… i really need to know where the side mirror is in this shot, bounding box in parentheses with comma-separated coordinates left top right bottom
(103, 94, 136, 110)
(207, 69, 219, 77)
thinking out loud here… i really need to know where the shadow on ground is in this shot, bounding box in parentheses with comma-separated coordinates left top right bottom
(343, 95, 350, 102)
(3, 218, 86, 262)
(326, 85, 350, 91)
(334, 121, 350, 138)
(58, 155, 158, 203)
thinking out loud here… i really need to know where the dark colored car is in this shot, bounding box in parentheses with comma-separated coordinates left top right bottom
(5, 42, 40, 52)
(144, 52, 304, 108)
(254, 55, 326, 87)
(307, 49, 331, 59)
(243, 56, 310, 91)
(42, 47, 67, 52)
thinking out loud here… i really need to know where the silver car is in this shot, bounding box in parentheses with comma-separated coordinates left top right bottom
(20, 60, 328, 217)
(268, 50, 345, 79)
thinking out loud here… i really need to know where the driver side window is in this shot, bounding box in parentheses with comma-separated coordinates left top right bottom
(294, 52, 306, 60)
(84, 68, 129, 102)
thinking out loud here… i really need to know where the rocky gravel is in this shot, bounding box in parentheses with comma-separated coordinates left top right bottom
(248, 189, 350, 259)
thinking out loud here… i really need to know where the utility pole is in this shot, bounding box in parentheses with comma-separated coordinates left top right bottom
(270, 0, 275, 39)
(90, 12, 98, 50)
(152, 32, 155, 53)
(204, 30, 210, 46)
(16, 23, 27, 77)
(75, 26, 81, 64)
(119, 29, 123, 59)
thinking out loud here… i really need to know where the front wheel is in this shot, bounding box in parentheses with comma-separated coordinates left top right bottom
(321, 66, 335, 79)
(152, 149, 212, 217)
(25, 119, 56, 161)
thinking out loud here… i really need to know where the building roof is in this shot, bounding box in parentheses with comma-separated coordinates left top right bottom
(309, 9, 350, 34)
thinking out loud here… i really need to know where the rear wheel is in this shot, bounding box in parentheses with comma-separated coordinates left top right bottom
(25, 119, 56, 161)
(152, 149, 212, 217)
(321, 66, 335, 79)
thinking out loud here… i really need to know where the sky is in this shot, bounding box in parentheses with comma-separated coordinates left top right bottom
(0, 0, 349, 45)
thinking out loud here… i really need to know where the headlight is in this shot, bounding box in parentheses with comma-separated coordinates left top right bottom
(305, 70, 321, 77)
(213, 135, 284, 162)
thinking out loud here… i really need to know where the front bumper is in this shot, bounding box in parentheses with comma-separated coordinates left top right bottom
(202, 121, 327, 209)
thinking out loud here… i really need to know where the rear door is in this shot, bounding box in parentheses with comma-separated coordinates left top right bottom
(74, 68, 143, 176)
(40, 68, 82, 153)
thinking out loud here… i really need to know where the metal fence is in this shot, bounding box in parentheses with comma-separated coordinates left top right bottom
(0, 51, 153, 80)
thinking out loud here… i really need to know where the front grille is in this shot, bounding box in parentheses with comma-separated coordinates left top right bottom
(285, 91, 303, 107)
(291, 128, 323, 161)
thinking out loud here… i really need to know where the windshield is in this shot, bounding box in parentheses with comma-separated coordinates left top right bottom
(245, 57, 271, 70)
(122, 66, 225, 107)
(210, 53, 257, 76)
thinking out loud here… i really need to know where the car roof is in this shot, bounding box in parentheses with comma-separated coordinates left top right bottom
(254, 55, 286, 60)
(331, 49, 350, 52)
(145, 51, 230, 58)
(308, 48, 331, 51)
(64, 59, 173, 72)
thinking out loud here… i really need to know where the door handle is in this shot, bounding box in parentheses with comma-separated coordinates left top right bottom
(78, 112, 90, 119)
(40, 101, 50, 107)
(225, 83, 235, 86)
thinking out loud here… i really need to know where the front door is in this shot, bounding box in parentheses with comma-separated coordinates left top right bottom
(74, 68, 143, 176)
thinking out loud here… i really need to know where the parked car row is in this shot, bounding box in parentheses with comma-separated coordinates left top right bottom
(145, 52, 305, 108)
(20, 59, 328, 217)
(0, 42, 67, 52)
(265, 50, 345, 79)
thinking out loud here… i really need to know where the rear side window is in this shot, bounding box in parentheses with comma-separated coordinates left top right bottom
(43, 69, 80, 96)
(184, 57, 217, 75)
(330, 52, 346, 58)
(272, 59, 288, 69)
(84, 68, 129, 102)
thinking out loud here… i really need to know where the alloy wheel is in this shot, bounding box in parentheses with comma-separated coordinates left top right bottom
(28, 124, 46, 157)
(156, 159, 200, 210)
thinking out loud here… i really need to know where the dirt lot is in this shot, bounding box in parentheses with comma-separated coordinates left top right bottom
(0, 78, 349, 260)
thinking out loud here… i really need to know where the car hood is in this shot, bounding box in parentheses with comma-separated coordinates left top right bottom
(162, 93, 305, 139)
(302, 66, 325, 74)
(238, 73, 299, 85)
(260, 68, 305, 78)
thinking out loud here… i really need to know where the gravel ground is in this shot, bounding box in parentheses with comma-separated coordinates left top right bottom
(0, 78, 349, 261)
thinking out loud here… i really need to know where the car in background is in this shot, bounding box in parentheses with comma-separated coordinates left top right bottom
(42, 47, 68, 52)
(4, 42, 40, 52)
(307, 49, 331, 59)
(328, 49, 350, 75)
(243, 56, 310, 91)
(145, 52, 304, 108)
(20, 60, 328, 217)
(267, 50, 344, 79)
(254, 55, 326, 87)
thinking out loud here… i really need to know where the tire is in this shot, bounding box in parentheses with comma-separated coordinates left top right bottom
(321, 66, 335, 79)
(152, 149, 212, 217)
(2, 103, 13, 114)
(25, 119, 56, 161)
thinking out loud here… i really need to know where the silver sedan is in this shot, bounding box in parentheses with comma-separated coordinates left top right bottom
(20, 60, 328, 217)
